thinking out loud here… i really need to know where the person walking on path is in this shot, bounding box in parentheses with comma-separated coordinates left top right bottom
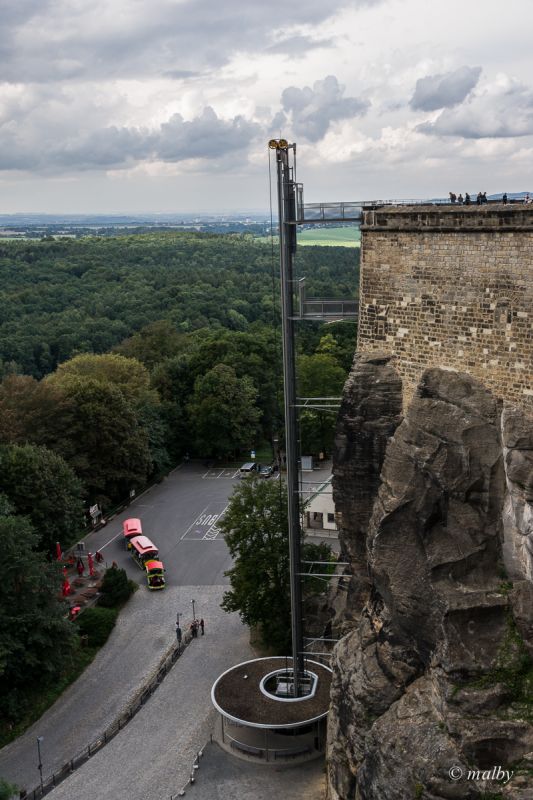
(191, 620, 198, 638)
(76, 557, 84, 577)
(200, 618, 205, 635)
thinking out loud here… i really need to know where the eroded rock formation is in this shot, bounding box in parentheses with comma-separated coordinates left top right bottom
(502, 405, 533, 582)
(331, 353, 402, 631)
(327, 366, 533, 800)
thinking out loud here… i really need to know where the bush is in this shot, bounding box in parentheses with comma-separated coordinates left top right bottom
(0, 778, 18, 800)
(98, 566, 137, 608)
(76, 607, 118, 647)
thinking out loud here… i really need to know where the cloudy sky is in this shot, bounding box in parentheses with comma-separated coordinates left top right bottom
(1, 0, 532, 213)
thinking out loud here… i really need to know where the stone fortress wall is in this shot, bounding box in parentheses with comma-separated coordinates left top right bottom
(357, 204, 533, 413)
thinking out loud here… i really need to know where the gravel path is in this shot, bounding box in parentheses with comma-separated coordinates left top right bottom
(43, 587, 254, 799)
(0, 585, 250, 796)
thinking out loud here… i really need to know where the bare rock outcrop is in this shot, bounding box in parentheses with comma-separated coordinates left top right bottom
(501, 405, 533, 581)
(327, 368, 533, 800)
(331, 353, 402, 630)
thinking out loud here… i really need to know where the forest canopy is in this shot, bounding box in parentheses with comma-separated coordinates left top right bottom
(0, 231, 358, 512)
(0, 232, 358, 378)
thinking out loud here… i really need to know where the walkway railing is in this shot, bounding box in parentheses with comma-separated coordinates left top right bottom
(20, 633, 194, 799)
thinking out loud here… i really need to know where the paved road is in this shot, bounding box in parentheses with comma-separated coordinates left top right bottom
(185, 741, 326, 800)
(40, 586, 256, 800)
(83, 462, 238, 588)
(0, 462, 329, 798)
(0, 464, 239, 791)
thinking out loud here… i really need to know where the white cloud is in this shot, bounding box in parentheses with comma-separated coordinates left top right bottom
(2, 0, 533, 210)
(418, 76, 533, 138)
(280, 75, 369, 142)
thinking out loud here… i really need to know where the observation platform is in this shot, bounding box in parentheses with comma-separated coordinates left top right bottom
(211, 657, 331, 763)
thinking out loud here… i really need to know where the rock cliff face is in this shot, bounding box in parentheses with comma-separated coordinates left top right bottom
(502, 405, 533, 582)
(331, 353, 402, 631)
(327, 366, 533, 800)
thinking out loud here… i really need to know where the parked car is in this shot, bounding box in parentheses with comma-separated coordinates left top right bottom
(239, 462, 258, 477)
(259, 465, 273, 479)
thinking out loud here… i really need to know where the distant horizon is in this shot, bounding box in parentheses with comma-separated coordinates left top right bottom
(1, 191, 532, 221)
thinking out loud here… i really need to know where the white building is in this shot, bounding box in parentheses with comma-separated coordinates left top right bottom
(303, 477, 338, 534)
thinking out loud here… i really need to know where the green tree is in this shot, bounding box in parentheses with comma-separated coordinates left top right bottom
(188, 364, 262, 459)
(0, 444, 84, 553)
(48, 352, 158, 406)
(97, 566, 136, 608)
(219, 478, 291, 652)
(219, 479, 333, 652)
(50, 378, 152, 506)
(0, 374, 73, 451)
(0, 777, 18, 800)
(0, 516, 77, 721)
(114, 320, 185, 368)
(297, 353, 347, 455)
(151, 354, 194, 460)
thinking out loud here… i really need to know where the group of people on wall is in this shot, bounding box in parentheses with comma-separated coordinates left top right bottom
(449, 191, 531, 205)
(449, 191, 486, 205)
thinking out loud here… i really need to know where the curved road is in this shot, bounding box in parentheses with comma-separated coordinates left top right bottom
(0, 463, 246, 795)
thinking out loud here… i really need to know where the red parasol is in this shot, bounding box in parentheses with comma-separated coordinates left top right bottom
(62, 578, 71, 597)
(87, 552, 95, 577)
(55, 541, 62, 561)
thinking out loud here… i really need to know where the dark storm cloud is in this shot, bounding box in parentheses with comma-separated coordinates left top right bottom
(410, 66, 482, 111)
(280, 75, 369, 142)
(0, 0, 385, 84)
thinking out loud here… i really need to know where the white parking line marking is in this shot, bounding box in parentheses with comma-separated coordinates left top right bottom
(203, 505, 228, 540)
(98, 531, 122, 550)
(180, 505, 209, 540)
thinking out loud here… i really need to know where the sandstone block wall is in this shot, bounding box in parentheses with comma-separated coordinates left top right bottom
(358, 204, 533, 413)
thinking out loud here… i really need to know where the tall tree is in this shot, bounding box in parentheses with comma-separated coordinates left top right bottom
(297, 353, 347, 455)
(49, 378, 152, 506)
(114, 320, 185, 368)
(219, 479, 333, 652)
(48, 352, 158, 406)
(219, 478, 292, 652)
(0, 516, 77, 722)
(0, 374, 73, 450)
(188, 364, 262, 459)
(0, 444, 84, 553)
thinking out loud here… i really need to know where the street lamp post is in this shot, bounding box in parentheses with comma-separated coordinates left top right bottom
(36, 736, 44, 793)
(191, 599, 196, 622)
(176, 611, 182, 653)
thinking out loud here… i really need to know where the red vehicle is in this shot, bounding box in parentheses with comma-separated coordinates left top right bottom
(129, 535, 159, 568)
(123, 518, 143, 549)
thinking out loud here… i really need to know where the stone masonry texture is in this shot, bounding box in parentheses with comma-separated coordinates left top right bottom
(358, 203, 533, 413)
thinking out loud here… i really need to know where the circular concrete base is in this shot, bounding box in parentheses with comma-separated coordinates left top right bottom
(211, 657, 332, 764)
